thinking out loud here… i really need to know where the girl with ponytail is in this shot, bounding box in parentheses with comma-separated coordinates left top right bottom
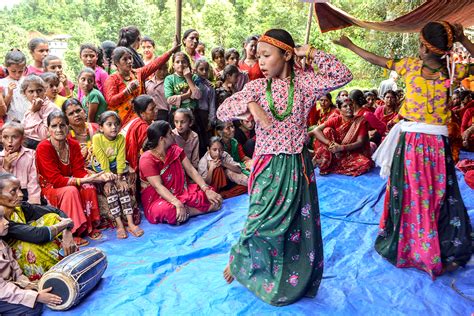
(335, 22, 474, 278)
(117, 26, 144, 69)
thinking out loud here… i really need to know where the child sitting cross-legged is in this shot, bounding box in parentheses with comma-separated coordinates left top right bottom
(91, 111, 144, 239)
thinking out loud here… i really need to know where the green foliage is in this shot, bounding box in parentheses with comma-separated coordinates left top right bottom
(0, 0, 424, 89)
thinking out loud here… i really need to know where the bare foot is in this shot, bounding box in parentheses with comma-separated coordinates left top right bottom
(223, 264, 234, 284)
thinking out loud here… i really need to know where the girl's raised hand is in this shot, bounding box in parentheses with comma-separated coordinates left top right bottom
(294, 44, 311, 58)
(333, 35, 353, 48)
(170, 34, 181, 54)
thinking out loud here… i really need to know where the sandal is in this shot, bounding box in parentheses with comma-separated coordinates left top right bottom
(116, 228, 128, 239)
(73, 237, 90, 247)
(127, 226, 144, 237)
(88, 229, 103, 240)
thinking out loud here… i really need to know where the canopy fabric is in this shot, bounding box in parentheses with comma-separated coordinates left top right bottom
(314, 0, 474, 33)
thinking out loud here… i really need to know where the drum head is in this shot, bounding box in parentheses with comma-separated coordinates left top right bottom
(42, 278, 70, 305)
(38, 272, 77, 310)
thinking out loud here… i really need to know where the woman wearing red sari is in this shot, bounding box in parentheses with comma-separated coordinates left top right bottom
(139, 121, 223, 225)
(374, 90, 399, 134)
(307, 92, 339, 127)
(36, 111, 113, 244)
(239, 35, 265, 81)
(62, 99, 99, 167)
(103, 40, 179, 126)
(311, 97, 373, 176)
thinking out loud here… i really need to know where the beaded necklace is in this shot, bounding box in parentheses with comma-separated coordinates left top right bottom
(266, 71, 295, 121)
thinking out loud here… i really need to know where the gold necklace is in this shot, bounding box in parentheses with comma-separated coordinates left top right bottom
(51, 140, 70, 164)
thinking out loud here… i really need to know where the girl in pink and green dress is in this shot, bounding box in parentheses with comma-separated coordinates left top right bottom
(218, 29, 352, 306)
(335, 21, 473, 278)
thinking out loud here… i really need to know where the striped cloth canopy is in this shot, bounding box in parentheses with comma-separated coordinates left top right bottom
(313, 0, 474, 33)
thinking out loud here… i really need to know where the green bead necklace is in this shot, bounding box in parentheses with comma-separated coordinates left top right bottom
(266, 71, 295, 121)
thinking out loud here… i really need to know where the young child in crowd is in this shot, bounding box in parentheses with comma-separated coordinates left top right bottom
(22, 75, 58, 149)
(140, 36, 156, 65)
(224, 48, 248, 92)
(78, 43, 109, 100)
(196, 42, 206, 56)
(0, 122, 41, 204)
(0, 49, 28, 122)
(198, 136, 248, 199)
(42, 55, 75, 97)
(172, 108, 200, 169)
(164, 52, 201, 114)
(26, 38, 49, 75)
(91, 111, 144, 239)
(0, 205, 63, 314)
(78, 67, 107, 123)
(211, 47, 225, 83)
(194, 58, 216, 155)
(146, 62, 171, 122)
(39, 72, 67, 108)
(215, 120, 251, 176)
(216, 65, 240, 108)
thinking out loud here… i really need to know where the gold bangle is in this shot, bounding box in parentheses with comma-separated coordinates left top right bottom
(76, 178, 81, 186)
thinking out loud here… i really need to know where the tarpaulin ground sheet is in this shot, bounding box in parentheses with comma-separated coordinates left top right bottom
(44, 153, 474, 315)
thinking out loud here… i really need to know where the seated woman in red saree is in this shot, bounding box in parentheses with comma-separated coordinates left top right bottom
(139, 121, 223, 225)
(311, 98, 373, 176)
(461, 106, 474, 151)
(36, 111, 113, 244)
(62, 98, 99, 168)
(307, 92, 339, 127)
(374, 90, 399, 134)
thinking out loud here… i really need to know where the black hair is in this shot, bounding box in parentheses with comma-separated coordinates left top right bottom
(364, 91, 376, 98)
(99, 40, 117, 74)
(195, 58, 209, 70)
(0, 173, 17, 192)
(336, 90, 348, 99)
(262, 29, 295, 67)
(4, 49, 26, 67)
(77, 67, 96, 81)
(383, 90, 398, 99)
(42, 55, 60, 69)
(118, 26, 141, 47)
(215, 120, 232, 133)
(39, 72, 60, 85)
(222, 64, 239, 81)
(171, 52, 191, 73)
(421, 22, 455, 56)
(208, 136, 224, 148)
(98, 111, 121, 126)
(140, 36, 155, 48)
(224, 48, 240, 61)
(47, 110, 67, 127)
(319, 92, 333, 104)
(211, 47, 225, 61)
(79, 43, 99, 56)
(1, 121, 24, 136)
(112, 47, 133, 65)
(335, 98, 344, 109)
(349, 89, 366, 107)
(20, 75, 45, 95)
(143, 120, 171, 151)
(460, 90, 472, 102)
(132, 95, 154, 115)
(61, 98, 82, 115)
(173, 108, 194, 125)
(28, 38, 48, 53)
(182, 29, 198, 45)
(241, 35, 259, 61)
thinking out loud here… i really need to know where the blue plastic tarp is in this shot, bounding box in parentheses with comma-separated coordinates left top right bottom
(44, 153, 474, 315)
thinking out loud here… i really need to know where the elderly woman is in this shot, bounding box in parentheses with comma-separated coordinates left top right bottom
(139, 121, 223, 225)
(311, 97, 373, 176)
(103, 40, 179, 126)
(36, 111, 114, 245)
(0, 173, 76, 281)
